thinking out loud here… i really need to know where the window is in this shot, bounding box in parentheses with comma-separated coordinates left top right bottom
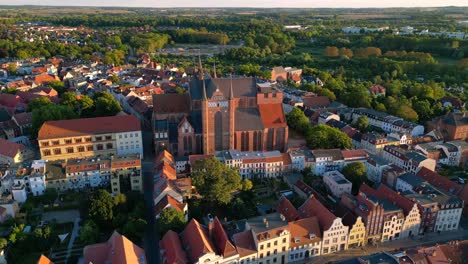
(78, 146, 85, 152)
(105, 135, 112, 140)
(66, 147, 74, 154)
(283, 238, 286, 243)
(260, 245, 264, 250)
(52, 140, 59, 145)
(106, 143, 113, 149)
(65, 139, 72, 144)
(96, 136, 102, 141)
(43, 150, 51, 156)
(274, 241, 277, 246)
(267, 243, 271, 248)
(85, 137, 92, 142)
(87, 146, 93, 151)
(41, 141, 49, 147)
(75, 138, 82, 143)
(53, 149, 61, 155)
(97, 144, 103, 151)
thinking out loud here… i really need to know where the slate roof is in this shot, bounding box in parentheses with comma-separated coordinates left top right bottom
(153, 93, 191, 114)
(235, 108, 264, 131)
(190, 77, 257, 100)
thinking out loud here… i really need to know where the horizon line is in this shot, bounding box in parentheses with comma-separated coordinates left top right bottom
(1, 4, 468, 9)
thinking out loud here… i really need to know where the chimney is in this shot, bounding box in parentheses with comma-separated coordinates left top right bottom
(208, 219, 214, 238)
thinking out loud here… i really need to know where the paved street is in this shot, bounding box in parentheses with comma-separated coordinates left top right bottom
(306, 228, 468, 264)
(65, 217, 81, 263)
(141, 127, 159, 264)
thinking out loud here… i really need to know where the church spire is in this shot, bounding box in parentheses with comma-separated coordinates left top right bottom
(202, 78, 207, 101)
(213, 61, 217, 79)
(198, 52, 204, 80)
(230, 74, 234, 100)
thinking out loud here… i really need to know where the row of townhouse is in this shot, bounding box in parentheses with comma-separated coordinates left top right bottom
(153, 151, 192, 221)
(0, 155, 143, 202)
(287, 149, 368, 175)
(37, 115, 143, 161)
(215, 150, 291, 179)
(382, 145, 436, 174)
(348, 108, 425, 136)
(160, 195, 350, 264)
(415, 140, 468, 168)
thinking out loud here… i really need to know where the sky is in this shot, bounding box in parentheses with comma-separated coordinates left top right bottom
(5, 0, 468, 8)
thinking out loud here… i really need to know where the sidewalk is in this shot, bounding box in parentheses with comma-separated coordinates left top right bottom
(305, 229, 468, 264)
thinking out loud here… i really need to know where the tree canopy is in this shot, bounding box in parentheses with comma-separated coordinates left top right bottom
(192, 157, 242, 205)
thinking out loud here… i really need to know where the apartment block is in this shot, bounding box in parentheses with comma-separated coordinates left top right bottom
(38, 115, 143, 161)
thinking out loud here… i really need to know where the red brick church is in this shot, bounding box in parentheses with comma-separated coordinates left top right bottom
(153, 62, 288, 157)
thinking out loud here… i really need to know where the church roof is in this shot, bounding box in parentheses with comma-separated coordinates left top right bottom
(190, 77, 257, 100)
(235, 108, 264, 131)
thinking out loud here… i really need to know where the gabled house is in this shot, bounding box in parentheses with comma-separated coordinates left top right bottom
(299, 196, 348, 254)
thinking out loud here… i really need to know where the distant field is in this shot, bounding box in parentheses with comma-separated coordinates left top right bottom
(0, 7, 136, 15)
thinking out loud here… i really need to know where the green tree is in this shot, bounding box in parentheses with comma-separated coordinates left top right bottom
(89, 190, 114, 224)
(113, 193, 127, 206)
(7, 63, 17, 75)
(47, 80, 65, 94)
(242, 179, 253, 191)
(79, 95, 95, 116)
(286, 107, 310, 133)
(0, 238, 6, 249)
(94, 92, 122, 117)
(159, 208, 186, 234)
(175, 86, 186, 94)
(60, 92, 78, 108)
(395, 104, 419, 122)
(28, 97, 53, 112)
(79, 220, 99, 244)
(342, 162, 367, 194)
(108, 74, 120, 84)
(31, 104, 78, 137)
(192, 157, 242, 205)
(355, 116, 369, 132)
(305, 125, 351, 149)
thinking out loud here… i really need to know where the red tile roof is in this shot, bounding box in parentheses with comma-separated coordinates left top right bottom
(359, 183, 417, 216)
(341, 149, 368, 160)
(0, 94, 26, 108)
(302, 96, 330, 108)
(299, 196, 336, 231)
(0, 138, 25, 158)
(182, 219, 216, 263)
(153, 94, 191, 114)
(276, 196, 300, 221)
(38, 115, 140, 140)
(258, 103, 287, 128)
(232, 230, 257, 258)
(416, 167, 463, 195)
(34, 73, 59, 85)
(83, 231, 145, 264)
(289, 217, 322, 247)
(212, 217, 238, 258)
(160, 230, 187, 264)
(37, 254, 54, 264)
(155, 195, 186, 215)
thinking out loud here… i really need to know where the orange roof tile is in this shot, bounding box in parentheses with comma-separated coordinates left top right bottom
(155, 195, 186, 215)
(37, 254, 54, 264)
(160, 230, 187, 264)
(288, 217, 322, 247)
(276, 196, 300, 221)
(258, 103, 287, 128)
(182, 219, 217, 263)
(38, 115, 140, 140)
(299, 196, 336, 231)
(83, 231, 145, 264)
(232, 230, 257, 258)
(212, 217, 238, 258)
